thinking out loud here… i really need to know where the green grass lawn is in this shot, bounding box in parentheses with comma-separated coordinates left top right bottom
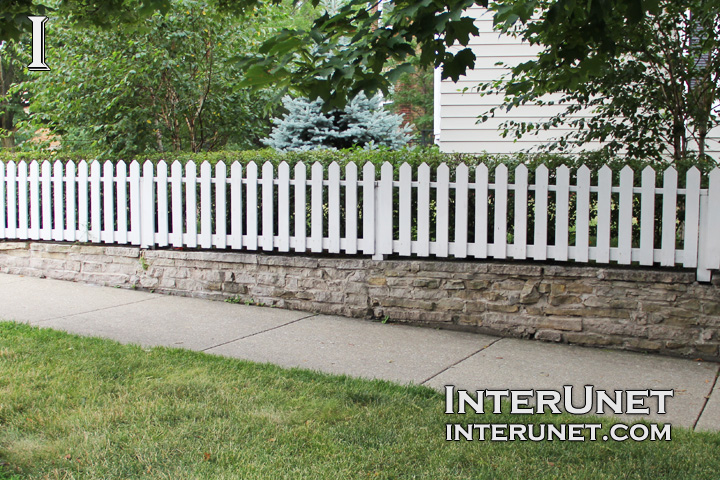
(1, 321, 719, 480)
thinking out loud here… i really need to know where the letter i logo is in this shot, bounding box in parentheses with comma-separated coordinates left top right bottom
(27, 16, 50, 71)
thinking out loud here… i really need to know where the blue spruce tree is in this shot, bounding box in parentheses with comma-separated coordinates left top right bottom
(264, 93, 411, 151)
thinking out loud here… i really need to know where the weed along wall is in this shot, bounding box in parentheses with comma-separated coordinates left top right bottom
(1, 241, 719, 361)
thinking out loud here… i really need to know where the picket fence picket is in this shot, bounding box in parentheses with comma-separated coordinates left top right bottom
(575, 165, 591, 263)
(261, 161, 274, 252)
(29, 161, 39, 240)
(278, 162, 290, 252)
(17, 161, 28, 240)
(77, 162, 89, 243)
(117, 161, 128, 245)
(157, 161, 169, 247)
(660, 167, 677, 266)
(65, 162, 76, 242)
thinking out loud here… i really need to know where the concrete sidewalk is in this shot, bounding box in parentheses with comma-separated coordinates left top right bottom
(0, 272, 718, 431)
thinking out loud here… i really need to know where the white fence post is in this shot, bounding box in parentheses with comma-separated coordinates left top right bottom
(697, 168, 720, 281)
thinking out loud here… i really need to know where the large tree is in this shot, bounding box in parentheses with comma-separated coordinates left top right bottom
(1, 0, 656, 103)
(483, 0, 720, 161)
(18, 0, 316, 155)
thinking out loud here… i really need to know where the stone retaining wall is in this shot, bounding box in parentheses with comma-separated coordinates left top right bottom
(1, 241, 719, 360)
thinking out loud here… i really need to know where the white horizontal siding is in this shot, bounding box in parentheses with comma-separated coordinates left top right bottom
(437, 8, 720, 161)
(437, 7, 578, 154)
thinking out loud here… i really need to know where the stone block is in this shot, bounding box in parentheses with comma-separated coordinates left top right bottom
(0, 242, 29, 250)
(413, 279, 441, 289)
(582, 319, 647, 337)
(105, 246, 140, 258)
(538, 317, 583, 332)
(467, 280, 491, 290)
(445, 280, 465, 290)
(535, 329, 563, 342)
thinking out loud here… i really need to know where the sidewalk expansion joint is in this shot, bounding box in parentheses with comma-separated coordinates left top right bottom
(201, 313, 319, 352)
(33, 297, 160, 323)
(419, 337, 503, 386)
(692, 363, 720, 431)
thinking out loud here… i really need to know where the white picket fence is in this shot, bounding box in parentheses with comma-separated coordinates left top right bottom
(1, 160, 719, 280)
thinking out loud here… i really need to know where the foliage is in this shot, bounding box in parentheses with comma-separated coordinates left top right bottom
(484, 0, 720, 162)
(264, 93, 411, 151)
(0, 39, 31, 150)
(18, 0, 310, 157)
(386, 66, 434, 142)
(1, 147, 715, 183)
(2, 0, 663, 107)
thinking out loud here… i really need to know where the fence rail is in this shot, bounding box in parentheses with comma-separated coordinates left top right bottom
(1, 160, 719, 281)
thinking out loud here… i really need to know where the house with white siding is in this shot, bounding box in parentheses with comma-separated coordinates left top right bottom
(434, 6, 720, 159)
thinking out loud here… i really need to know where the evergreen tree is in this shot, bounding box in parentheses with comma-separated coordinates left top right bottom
(264, 93, 411, 151)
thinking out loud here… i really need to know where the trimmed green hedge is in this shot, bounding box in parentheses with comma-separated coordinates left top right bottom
(0, 147, 716, 185)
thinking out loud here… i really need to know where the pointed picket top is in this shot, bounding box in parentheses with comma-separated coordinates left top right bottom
(143, 159, 154, 176)
(710, 166, 720, 184)
(345, 161, 357, 177)
(514, 163, 527, 177)
(294, 160, 306, 177)
(362, 161, 375, 180)
(278, 161, 290, 175)
(262, 160, 274, 177)
(157, 159, 168, 172)
(310, 161, 323, 182)
(495, 163, 508, 177)
(476, 162, 489, 179)
(230, 160, 242, 177)
(399, 161, 412, 177)
(577, 164, 590, 178)
(457, 162, 469, 178)
(200, 160, 211, 176)
(130, 160, 141, 174)
(329, 161, 340, 182)
(245, 161, 257, 176)
(642, 165, 656, 183)
(535, 163, 548, 176)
